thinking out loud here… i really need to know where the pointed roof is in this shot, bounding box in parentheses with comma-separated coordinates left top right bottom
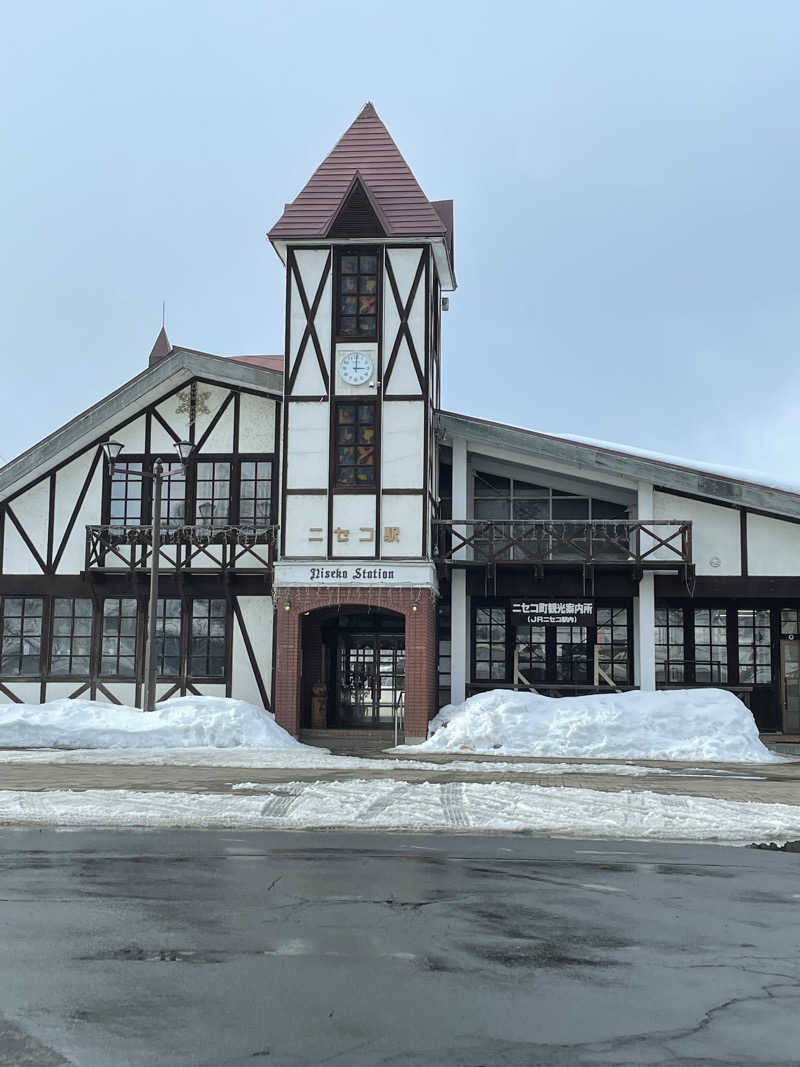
(269, 103, 448, 240)
(148, 325, 172, 366)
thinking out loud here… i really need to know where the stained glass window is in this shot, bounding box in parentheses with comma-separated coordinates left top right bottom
(337, 250, 378, 337)
(334, 403, 376, 486)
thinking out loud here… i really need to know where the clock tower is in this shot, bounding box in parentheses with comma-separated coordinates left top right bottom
(268, 103, 456, 741)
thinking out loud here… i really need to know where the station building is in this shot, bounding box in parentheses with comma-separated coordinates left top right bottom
(2, 104, 800, 742)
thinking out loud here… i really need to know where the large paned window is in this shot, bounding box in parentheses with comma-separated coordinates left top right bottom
(101, 599, 138, 676)
(472, 472, 629, 561)
(655, 608, 685, 682)
(50, 599, 93, 675)
(596, 607, 630, 683)
(0, 597, 43, 676)
(556, 624, 589, 682)
(337, 250, 378, 338)
(160, 462, 186, 528)
(737, 608, 771, 684)
(109, 462, 144, 528)
(195, 461, 231, 527)
(515, 623, 547, 681)
(154, 599, 183, 676)
(694, 608, 728, 683)
(334, 403, 377, 486)
(190, 599, 227, 677)
(474, 606, 507, 680)
(239, 461, 272, 528)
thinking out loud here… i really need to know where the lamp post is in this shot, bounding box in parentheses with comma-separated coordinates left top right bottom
(101, 439, 193, 712)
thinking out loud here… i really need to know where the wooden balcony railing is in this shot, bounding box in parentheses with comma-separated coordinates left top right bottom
(85, 524, 277, 573)
(432, 519, 692, 568)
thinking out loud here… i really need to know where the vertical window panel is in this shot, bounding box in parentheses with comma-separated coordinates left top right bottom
(337, 249, 378, 338)
(50, 599, 93, 676)
(189, 599, 227, 677)
(239, 461, 273, 527)
(693, 608, 728, 683)
(655, 607, 685, 682)
(334, 404, 376, 486)
(0, 597, 44, 676)
(154, 599, 182, 676)
(109, 462, 143, 527)
(474, 606, 506, 681)
(737, 608, 772, 685)
(195, 462, 231, 527)
(101, 599, 138, 677)
(596, 606, 630, 683)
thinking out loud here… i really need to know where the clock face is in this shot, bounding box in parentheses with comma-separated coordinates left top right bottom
(339, 350, 374, 386)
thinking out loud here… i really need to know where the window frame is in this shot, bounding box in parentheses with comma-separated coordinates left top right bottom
(334, 247, 380, 341)
(103, 454, 275, 530)
(0, 596, 45, 678)
(331, 401, 379, 491)
(99, 597, 140, 680)
(49, 597, 94, 677)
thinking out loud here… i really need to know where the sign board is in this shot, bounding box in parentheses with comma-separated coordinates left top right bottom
(273, 562, 437, 589)
(510, 599, 595, 626)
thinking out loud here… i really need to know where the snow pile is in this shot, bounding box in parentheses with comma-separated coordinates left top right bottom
(417, 689, 777, 762)
(0, 697, 300, 750)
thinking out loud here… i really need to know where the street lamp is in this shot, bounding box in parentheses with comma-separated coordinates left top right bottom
(102, 438, 193, 712)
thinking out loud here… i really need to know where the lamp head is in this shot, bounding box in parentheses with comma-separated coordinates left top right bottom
(101, 441, 124, 465)
(174, 440, 194, 464)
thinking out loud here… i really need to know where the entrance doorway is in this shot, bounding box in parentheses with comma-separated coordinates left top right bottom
(337, 634, 405, 728)
(301, 608, 405, 730)
(780, 639, 800, 733)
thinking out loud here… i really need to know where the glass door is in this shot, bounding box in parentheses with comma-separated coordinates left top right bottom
(336, 636, 404, 727)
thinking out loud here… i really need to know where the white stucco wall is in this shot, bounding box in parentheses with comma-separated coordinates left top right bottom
(331, 495, 377, 557)
(284, 494, 327, 557)
(381, 494, 423, 557)
(653, 491, 741, 575)
(286, 402, 329, 488)
(239, 393, 276, 453)
(231, 595, 273, 708)
(747, 513, 800, 576)
(382, 402, 424, 489)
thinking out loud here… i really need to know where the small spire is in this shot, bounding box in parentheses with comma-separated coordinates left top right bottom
(148, 323, 172, 366)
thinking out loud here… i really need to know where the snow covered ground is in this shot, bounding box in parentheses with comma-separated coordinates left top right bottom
(417, 688, 779, 762)
(0, 697, 299, 750)
(0, 780, 796, 844)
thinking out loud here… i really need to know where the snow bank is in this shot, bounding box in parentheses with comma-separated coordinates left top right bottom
(0, 697, 300, 750)
(417, 689, 777, 762)
(1, 781, 798, 844)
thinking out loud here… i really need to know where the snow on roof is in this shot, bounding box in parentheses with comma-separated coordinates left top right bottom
(439, 409, 800, 506)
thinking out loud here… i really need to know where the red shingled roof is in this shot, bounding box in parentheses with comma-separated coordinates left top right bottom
(269, 103, 448, 240)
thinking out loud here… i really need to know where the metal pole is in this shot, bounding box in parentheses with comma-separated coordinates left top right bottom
(142, 459, 162, 712)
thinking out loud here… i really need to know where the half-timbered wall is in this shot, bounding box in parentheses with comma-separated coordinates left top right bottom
(0, 373, 280, 710)
(281, 242, 436, 563)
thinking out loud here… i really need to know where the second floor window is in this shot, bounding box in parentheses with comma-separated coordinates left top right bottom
(337, 250, 378, 338)
(104, 457, 273, 529)
(334, 403, 376, 486)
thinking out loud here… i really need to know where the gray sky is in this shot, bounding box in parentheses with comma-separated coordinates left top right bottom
(2, 1, 799, 481)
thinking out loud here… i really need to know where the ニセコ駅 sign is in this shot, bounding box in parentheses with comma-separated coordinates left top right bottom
(510, 600, 595, 626)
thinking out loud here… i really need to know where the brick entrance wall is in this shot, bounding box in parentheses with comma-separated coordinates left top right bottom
(274, 586, 437, 741)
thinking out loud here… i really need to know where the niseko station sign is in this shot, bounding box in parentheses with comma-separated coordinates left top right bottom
(510, 600, 595, 626)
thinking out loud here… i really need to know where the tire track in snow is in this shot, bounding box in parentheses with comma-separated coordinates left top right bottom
(260, 783, 304, 818)
(358, 783, 410, 820)
(441, 782, 469, 828)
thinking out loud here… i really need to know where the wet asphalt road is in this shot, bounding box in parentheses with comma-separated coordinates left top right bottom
(1, 830, 799, 1067)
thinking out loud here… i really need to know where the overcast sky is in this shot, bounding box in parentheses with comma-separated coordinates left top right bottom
(2, 1, 799, 481)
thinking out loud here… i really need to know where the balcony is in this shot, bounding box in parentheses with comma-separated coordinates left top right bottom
(432, 519, 692, 571)
(85, 524, 277, 573)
